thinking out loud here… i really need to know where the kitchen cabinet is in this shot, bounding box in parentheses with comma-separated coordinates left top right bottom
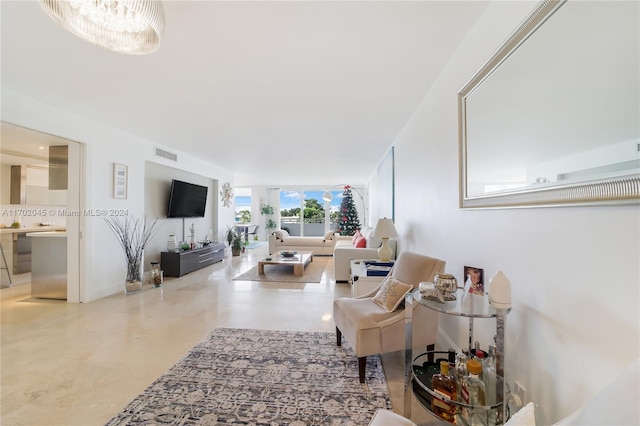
(27, 231, 67, 299)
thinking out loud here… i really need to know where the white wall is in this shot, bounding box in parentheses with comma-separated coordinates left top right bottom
(144, 161, 219, 270)
(387, 1, 639, 423)
(1, 88, 235, 302)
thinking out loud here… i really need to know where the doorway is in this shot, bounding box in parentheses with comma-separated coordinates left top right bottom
(0, 122, 84, 302)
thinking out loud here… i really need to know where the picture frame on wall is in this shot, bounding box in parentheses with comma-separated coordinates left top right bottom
(463, 266, 484, 295)
(113, 163, 128, 199)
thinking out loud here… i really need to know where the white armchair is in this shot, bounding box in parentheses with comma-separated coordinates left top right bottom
(333, 251, 446, 382)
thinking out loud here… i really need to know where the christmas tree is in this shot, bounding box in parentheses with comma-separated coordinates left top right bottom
(335, 185, 361, 236)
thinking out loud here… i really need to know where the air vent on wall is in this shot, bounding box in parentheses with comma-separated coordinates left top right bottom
(155, 147, 177, 162)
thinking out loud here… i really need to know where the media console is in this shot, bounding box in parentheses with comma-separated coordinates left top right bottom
(161, 242, 225, 277)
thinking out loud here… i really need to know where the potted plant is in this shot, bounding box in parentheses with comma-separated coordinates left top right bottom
(260, 204, 274, 216)
(231, 232, 243, 256)
(105, 216, 161, 294)
(265, 219, 277, 231)
(225, 226, 235, 246)
(260, 203, 277, 236)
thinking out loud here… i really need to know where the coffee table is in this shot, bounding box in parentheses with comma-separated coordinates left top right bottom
(258, 251, 313, 277)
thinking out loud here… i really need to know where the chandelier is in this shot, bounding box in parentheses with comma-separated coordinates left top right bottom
(39, 0, 165, 55)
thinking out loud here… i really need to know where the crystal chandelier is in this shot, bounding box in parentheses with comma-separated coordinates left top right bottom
(39, 0, 165, 55)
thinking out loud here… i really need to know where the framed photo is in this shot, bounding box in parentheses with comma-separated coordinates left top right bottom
(113, 163, 128, 199)
(464, 266, 484, 295)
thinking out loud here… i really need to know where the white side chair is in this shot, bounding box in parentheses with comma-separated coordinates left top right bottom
(333, 251, 446, 382)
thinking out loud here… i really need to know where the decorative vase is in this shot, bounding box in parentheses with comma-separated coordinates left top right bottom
(231, 247, 241, 256)
(167, 235, 178, 252)
(125, 258, 143, 294)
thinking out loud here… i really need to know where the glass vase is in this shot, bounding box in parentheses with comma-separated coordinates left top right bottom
(125, 258, 143, 294)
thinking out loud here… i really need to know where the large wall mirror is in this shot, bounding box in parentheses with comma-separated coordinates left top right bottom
(459, 0, 639, 208)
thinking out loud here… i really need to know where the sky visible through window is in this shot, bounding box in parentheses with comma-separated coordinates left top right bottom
(235, 196, 251, 209)
(235, 190, 355, 212)
(280, 190, 342, 212)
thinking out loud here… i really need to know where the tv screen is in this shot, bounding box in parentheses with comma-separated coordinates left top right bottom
(167, 179, 208, 218)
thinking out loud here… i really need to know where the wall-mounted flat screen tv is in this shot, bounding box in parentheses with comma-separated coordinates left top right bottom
(167, 179, 208, 218)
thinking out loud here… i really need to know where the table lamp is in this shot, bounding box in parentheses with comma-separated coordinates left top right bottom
(373, 217, 398, 262)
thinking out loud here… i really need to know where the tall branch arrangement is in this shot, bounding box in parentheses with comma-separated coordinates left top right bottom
(105, 216, 162, 282)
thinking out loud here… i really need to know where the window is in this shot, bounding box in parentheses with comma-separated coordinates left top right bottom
(279, 190, 328, 236)
(234, 188, 251, 223)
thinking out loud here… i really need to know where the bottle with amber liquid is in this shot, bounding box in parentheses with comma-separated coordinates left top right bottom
(431, 360, 457, 423)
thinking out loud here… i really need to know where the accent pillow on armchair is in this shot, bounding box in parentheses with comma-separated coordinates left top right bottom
(372, 276, 413, 312)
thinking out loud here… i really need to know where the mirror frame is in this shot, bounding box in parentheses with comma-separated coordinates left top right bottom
(458, 0, 640, 209)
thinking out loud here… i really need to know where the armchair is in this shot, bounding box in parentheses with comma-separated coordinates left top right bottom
(333, 251, 445, 383)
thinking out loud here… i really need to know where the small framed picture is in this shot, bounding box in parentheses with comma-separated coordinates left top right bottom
(113, 163, 128, 199)
(464, 266, 484, 295)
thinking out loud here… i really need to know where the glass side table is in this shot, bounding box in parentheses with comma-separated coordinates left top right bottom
(404, 288, 511, 425)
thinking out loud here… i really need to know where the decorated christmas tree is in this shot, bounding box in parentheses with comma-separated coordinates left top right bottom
(335, 185, 361, 236)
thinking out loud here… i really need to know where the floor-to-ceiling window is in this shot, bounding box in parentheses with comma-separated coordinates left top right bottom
(278, 188, 364, 236)
(234, 188, 252, 223)
(279, 189, 330, 236)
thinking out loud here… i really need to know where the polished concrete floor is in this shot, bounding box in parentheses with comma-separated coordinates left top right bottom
(1, 245, 430, 425)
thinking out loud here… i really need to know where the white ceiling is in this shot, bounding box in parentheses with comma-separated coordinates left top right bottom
(1, 1, 489, 186)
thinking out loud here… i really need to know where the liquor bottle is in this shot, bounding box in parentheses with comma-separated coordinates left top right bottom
(484, 345, 498, 425)
(461, 359, 486, 426)
(448, 349, 457, 374)
(455, 352, 468, 401)
(431, 360, 457, 423)
(472, 341, 487, 360)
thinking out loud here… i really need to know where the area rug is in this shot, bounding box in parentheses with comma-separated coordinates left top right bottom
(106, 327, 391, 425)
(232, 257, 329, 283)
(245, 241, 268, 249)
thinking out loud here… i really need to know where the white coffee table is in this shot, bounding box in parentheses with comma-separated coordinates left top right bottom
(258, 251, 313, 276)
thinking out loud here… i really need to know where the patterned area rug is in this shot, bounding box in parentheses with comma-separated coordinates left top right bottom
(232, 257, 329, 283)
(106, 327, 391, 425)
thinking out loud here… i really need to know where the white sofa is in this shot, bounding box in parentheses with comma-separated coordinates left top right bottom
(333, 225, 397, 282)
(268, 229, 348, 256)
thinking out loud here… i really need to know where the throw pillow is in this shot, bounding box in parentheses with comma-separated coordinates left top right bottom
(372, 277, 413, 312)
(354, 235, 366, 248)
(324, 231, 335, 241)
(273, 230, 285, 241)
(351, 230, 361, 244)
(280, 229, 290, 238)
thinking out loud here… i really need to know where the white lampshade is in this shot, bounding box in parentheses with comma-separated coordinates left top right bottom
(322, 191, 332, 202)
(39, 0, 165, 55)
(373, 217, 398, 238)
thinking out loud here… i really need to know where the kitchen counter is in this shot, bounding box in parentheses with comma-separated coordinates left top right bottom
(26, 231, 67, 238)
(29, 231, 67, 300)
(1, 226, 66, 234)
(0, 227, 66, 278)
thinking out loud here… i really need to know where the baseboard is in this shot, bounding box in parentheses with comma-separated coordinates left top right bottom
(436, 328, 462, 353)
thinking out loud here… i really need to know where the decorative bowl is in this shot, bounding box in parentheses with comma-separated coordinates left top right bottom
(280, 251, 297, 258)
(433, 273, 458, 293)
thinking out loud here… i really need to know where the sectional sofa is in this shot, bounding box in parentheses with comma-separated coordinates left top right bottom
(268, 226, 397, 282)
(268, 229, 347, 256)
(332, 226, 397, 282)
